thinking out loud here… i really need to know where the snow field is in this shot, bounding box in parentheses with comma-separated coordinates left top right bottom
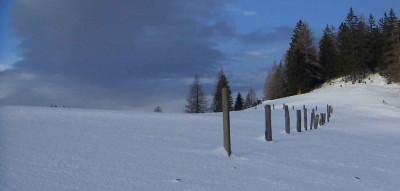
(1, 74, 400, 190)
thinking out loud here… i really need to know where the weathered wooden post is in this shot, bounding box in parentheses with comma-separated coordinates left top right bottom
(292, 105, 294, 110)
(327, 104, 330, 122)
(296, 110, 301, 132)
(310, 109, 314, 130)
(316, 106, 318, 111)
(273, 104, 275, 110)
(285, 105, 290, 134)
(304, 107, 307, 130)
(314, 114, 319, 129)
(265, 105, 272, 141)
(222, 87, 231, 156)
(320, 113, 323, 125)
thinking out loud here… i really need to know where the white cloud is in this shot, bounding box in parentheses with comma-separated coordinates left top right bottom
(0, 64, 11, 71)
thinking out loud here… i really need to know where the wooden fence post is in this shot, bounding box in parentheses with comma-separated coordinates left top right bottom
(292, 105, 294, 110)
(297, 110, 301, 132)
(265, 105, 272, 141)
(304, 107, 307, 131)
(273, 104, 275, 110)
(222, 87, 231, 156)
(285, 105, 290, 134)
(327, 104, 330, 122)
(310, 109, 314, 130)
(320, 113, 323, 126)
(314, 114, 319, 129)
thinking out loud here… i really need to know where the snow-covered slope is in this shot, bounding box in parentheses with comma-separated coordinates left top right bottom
(1, 74, 400, 190)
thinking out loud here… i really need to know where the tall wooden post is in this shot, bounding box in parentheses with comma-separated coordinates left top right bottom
(265, 105, 272, 141)
(222, 87, 231, 156)
(304, 108, 307, 131)
(285, 105, 290, 134)
(314, 114, 319, 129)
(296, 110, 301, 132)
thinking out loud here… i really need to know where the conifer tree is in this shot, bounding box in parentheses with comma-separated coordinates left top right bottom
(319, 25, 338, 80)
(365, 14, 382, 73)
(185, 74, 208, 113)
(211, 70, 233, 112)
(154, 106, 163, 113)
(234, 93, 244, 111)
(244, 87, 257, 109)
(286, 20, 323, 95)
(380, 9, 400, 82)
(265, 62, 286, 99)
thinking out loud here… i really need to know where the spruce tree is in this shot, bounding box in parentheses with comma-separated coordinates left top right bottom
(185, 74, 208, 113)
(380, 9, 400, 82)
(286, 20, 323, 95)
(211, 70, 233, 112)
(319, 25, 338, 80)
(234, 93, 244, 111)
(265, 62, 286, 99)
(244, 87, 257, 109)
(365, 14, 382, 73)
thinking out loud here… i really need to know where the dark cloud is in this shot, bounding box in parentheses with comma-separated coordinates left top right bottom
(1, 0, 233, 110)
(1, 0, 292, 111)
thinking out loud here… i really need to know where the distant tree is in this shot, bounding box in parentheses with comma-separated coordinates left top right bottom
(319, 25, 338, 80)
(211, 70, 233, 112)
(286, 20, 323, 95)
(337, 8, 369, 81)
(154, 106, 163, 113)
(265, 62, 286, 100)
(365, 14, 382, 73)
(234, 93, 244, 111)
(185, 74, 208, 113)
(244, 87, 257, 109)
(380, 9, 400, 83)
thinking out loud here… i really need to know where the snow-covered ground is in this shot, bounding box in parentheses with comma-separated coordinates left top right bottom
(1, 74, 399, 190)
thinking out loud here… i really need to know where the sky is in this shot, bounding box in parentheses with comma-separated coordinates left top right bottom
(0, 0, 399, 112)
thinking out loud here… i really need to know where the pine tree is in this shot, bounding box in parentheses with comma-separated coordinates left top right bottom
(211, 70, 233, 112)
(185, 74, 208, 113)
(365, 14, 382, 73)
(154, 106, 162, 113)
(234, 93, 244, 111)
(380, 9, 400, 83)
(319, 25, 338, 80)
(244, 87, 257, 109)
(265, 62, 286, 99)
(286, 20, 323, 95)
(337, 8, 369, 81)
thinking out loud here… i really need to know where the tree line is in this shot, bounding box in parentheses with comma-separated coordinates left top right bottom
(266, 8, 400, 100)
(185, 71, 259, 113)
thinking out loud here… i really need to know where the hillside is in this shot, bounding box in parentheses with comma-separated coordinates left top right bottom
(1, 74, 399, 190)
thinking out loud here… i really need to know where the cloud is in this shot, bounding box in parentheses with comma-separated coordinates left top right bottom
(2, 0, 233, 110)
(237, 26, 293, 45)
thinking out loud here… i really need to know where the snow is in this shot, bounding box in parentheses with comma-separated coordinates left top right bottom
(1, 74, 400, 190)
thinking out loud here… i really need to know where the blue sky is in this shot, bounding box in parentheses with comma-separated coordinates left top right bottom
(0, 0, 399, 111)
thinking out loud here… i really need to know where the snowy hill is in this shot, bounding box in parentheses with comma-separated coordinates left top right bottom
(1, 74, 400, 190)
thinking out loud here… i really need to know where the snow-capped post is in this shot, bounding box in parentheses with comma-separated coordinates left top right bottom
(314, 114, 319, 129)
(310, 109, 315, 130)
(304, 107, 307, 131)
(265, 105, 272, 141)
(222, 87, 231, 157)
(296, 110, 301, 132)
(285, 105, 290, 134)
